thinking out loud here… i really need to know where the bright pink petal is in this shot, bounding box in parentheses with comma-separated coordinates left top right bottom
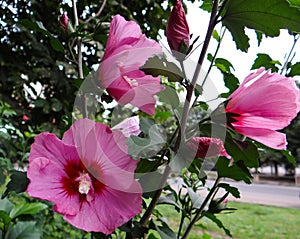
(233, 126, 287, 150)
(225, 68, 300, 149)
(64, 186, 142, 233)
(103, 14, 143, 59)
(99, 46, 162, 88)
(27, 157, 81, 216)
(29, 132, 80, 168)
(98, 15, 164, 115)
(28, 118, 142, 234)
(63, 119, 140, 192)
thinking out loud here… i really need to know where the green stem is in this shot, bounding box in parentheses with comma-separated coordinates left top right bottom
(280, 34, 299, 75)
(201, 27, 226, 88)
(140, 165, 171, 226)
(72, 0, 83, 79)
(175, 0, 219, 147)
(181, 177, 221, 239)
(177, 211, 185, 239)
(139, 0, 219, 230)
(72, 0, 88, 118)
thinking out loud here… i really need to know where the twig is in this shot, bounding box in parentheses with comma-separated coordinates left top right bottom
(181, 177, 221, 239)
(280, 34, 300, 75)
(72, 0, 83, 79)
(201, 27, 226, 88)
(72, 0, 88, 118)
(85, 0, 108, 24)
(138, 0, 220, 230)
(140, 165, 171, 226)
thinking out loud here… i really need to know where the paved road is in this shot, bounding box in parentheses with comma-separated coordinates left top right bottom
(208, 180, 300, 209)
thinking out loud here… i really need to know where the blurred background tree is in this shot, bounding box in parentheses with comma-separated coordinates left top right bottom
(0, 0, 175, 171)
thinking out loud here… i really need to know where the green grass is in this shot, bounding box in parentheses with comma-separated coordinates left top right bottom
(157, 201, 300, 239)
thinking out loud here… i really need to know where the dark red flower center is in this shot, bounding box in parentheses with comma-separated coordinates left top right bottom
(61, 160, 105, 202)
(226, 112, 241, 129)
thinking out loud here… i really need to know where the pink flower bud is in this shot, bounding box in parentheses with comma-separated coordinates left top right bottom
(59, 13, 69, 31)
(186, 137, 230, 159)
(22, 115, 29, 121)
(166, 0, 190, 54)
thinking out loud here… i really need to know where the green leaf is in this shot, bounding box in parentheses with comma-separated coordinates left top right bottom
(19, 20, 64, 53)
(287, 62, 300, 76)
(19, 20, 50, 37)
(155, 111, 172, 122)
(225, 137, 259, 168)
(223, 72, 239, 94)
(218, 183, 240, 198)
(288, 0, 300, 7)
(212, 29, 220, 41)
(214, 58, 234, 73)
(0, 198, 13, 213)
(9, 202, 47, 220)
(157, 194, 181, 210)
(153, 220, 177, 239)
(281, 150, 297, 167)
(187, 188, 203, 209)
(223, 0, 300, 51)
(158, 86, 180, 109)
(194, 84, 203, 97)
(0, 210, 11, 232)
(139, 172, 163, 198)
(4, 221, 41, 239)
(148, 233, 160, 239)
(2, 171, 30, 199)
(127, 117, 166, 159)
(255, 30, 264, 46)
(51, 98, 63, 112)
(251, 53, 281, 72)
(49, 37, 64, 53)
(204, 212, 232, 237)
(200, 0, 213, 12)
(140, 56, 183, 82)
(34, 99, 48, 108)
(216, 157, 252, 184)
(135, 158, 159, 174)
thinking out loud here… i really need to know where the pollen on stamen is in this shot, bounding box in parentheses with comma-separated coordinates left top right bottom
(79, 174, 91, 194)
(123, 75, 138, 87)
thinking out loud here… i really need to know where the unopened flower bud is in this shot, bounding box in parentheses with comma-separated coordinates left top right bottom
(59, 13, 69, 31)
(166, 0, 190, 57)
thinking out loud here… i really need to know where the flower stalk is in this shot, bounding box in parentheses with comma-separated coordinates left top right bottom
(139, 0, 220, 231)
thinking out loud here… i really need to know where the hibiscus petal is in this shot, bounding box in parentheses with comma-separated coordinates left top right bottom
(29, 132, 80, 167)
(112, 116, 141, 137)
(27, 157, 80, 216)
(233, 126, 287, 150)
(63, 186, 142, 234)
(225, 68, 300, 149)
(98, 15, 164, 115)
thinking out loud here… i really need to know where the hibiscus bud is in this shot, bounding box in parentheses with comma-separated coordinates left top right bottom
(166, 0, 190, 57)
(186, 137, 230, 159)
(59, 13, 69, 31)
(22, 114, 29, 121)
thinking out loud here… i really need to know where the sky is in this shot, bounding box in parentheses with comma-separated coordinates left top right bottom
(184, 1, 300, 80)
(159, 1, 300, 108)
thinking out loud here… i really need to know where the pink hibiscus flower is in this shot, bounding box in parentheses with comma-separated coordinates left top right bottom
(26, 118, 142, 234)
(98, 14, 164, 115)
(186, 137, 230, 159)
(225, 68, 300, 150)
